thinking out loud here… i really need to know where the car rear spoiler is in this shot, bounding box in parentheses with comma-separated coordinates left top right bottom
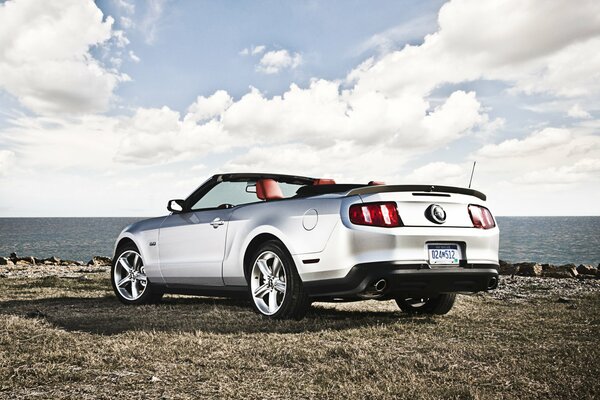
(346, 185, 487, 201)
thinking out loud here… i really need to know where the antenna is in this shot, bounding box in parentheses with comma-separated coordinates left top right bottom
(468, 161, 477, 188)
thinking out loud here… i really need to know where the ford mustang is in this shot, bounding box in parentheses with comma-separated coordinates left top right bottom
(112, 173, 499, 319)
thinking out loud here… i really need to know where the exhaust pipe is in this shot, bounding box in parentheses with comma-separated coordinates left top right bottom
(487, 277, 498, 290)
(358, 278, 388, 299)
(374, 279, 387, 292)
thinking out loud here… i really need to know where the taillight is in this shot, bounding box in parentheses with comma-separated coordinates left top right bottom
(349, 202, 402, 227)
(468, 204, 496, 229)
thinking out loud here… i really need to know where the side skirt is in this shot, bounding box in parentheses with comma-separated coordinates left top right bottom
(154, 283, 249, 298)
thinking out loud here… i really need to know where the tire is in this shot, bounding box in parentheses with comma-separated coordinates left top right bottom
(248, 240, 310, 320)
(395, 293, 456, 315)
(111, 243, 164, 305)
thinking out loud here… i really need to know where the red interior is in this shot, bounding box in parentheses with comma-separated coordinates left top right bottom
(313, 178, 336, 185)
(368, 181, 385, 185)
(256, 178, 284, 200)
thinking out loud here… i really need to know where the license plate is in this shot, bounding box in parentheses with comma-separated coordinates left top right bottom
(428, 244, 461, 265)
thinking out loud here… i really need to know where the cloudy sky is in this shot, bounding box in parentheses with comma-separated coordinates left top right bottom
(0, 0, 599, 217)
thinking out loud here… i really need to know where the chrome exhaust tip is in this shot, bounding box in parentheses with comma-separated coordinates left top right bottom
(374, 279, 387, 292)
(487, 277, 498, 290)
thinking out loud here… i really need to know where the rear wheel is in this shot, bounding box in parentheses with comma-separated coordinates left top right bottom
(395, 294, 456, 315)
(111, 243, 163, 305)
(249, 240, 310, 320)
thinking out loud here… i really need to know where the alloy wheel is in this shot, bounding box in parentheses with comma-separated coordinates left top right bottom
(250, 251, 287, 315)
(114, 250, 148, 301)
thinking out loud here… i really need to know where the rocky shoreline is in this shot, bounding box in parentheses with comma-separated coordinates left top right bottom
(0, 252, 112, 279)
(1, 252, 599, 279)
(1, 253, 599, 301)
(498, 260, 599, 279)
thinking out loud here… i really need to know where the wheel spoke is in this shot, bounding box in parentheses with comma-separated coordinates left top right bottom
(268, 290, 278, 313)
(117, 277, 129, 287)
(273, 279, 286, 293)
(257, 259, 271, 278)
(271, 257, 281, 277)
(131, 280, 138, 298)
(118, 258, 133, 274)
(133, 253, 140, 270)
(254, 283, 269, 298)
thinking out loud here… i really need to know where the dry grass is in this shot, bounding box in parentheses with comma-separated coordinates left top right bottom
(0, 274, 598, 399)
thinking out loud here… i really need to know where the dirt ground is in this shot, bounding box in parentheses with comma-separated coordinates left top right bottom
(0, 272, 598, 399)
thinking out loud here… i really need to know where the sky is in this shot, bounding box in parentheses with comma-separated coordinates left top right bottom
(0, 0, 599, 217)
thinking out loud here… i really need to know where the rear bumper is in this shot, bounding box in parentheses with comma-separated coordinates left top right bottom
(303, 262, 499, 299)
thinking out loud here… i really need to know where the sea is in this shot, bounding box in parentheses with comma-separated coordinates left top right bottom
(0, 217, 599, 265)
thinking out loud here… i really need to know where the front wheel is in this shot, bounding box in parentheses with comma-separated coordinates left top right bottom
(249, 240, 310, 320)
(395, 294, 456, 315)
(111, 243, 163, 305)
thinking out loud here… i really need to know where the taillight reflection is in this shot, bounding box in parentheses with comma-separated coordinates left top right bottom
(349, 202, 402, 227)
(468, 204, 496, 229)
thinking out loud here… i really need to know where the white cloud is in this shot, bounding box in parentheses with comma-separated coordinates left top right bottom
(129, 50, 140, 63)
(405, 162, 469, 185)
(2, 0, 600, 216)
(0, 150, 15, 176)
(0, 0, 129, 115)
(185, 90, 233, 122)
(240, 45, 267, 56)
(568, 104, 592, 119)
(139, 0, 167, 44)
(113, 0, 135, 14)
(120, 16, 133, 28)
(347, 0, 600, 99)
(356, 14, 437, 55)
(475, 128, 572, 159)
(252, 45, 266, 55)
(515, 159, 600, 185)
(257, 50, 302, 74)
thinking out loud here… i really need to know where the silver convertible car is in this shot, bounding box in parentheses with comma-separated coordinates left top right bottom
(112, 173, 499, 319)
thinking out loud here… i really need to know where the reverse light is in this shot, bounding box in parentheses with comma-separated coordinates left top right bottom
(468, 204, 496, 229)
(349, 202, 402, 227)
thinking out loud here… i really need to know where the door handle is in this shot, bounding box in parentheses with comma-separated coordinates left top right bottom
(210, 218, 225, 228)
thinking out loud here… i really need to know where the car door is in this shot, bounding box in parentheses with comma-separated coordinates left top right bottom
(158, 208, 232, 286)
(157, 179, 260, 286)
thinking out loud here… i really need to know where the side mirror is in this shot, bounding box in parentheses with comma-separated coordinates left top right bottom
(167, 199, 185, 213)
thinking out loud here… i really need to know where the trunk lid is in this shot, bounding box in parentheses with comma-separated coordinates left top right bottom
(348, 185, 485, 228)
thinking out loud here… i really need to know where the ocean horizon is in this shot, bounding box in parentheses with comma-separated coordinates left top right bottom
(1, 216, 599, 266)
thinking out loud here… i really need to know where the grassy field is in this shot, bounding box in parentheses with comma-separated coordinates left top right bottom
(0, 274, 598, 399)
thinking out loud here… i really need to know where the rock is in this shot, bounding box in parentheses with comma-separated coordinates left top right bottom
(558, 264, 578, 278)
(541, 264, 578, 278)
(542, 264, 573, 279)
(498, 260, 518, 275)
(17, 256, 36, 265)
(60, 259, 81, 266)
(515, 262, 543, 277)
(150, 376, 161, 383)
(0, 257, 14, 266)
(43, 256, 61, 264)
(576, 264, 597, 276)
(87, 256, 112, 266)
(9, 252, 18, 262)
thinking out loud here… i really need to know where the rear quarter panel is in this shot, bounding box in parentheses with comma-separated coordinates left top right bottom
(222, 196, 343, 285)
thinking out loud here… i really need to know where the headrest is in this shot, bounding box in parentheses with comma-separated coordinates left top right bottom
(313, 178, 336, 185)
(368, 181, 385, 186)
(256, 179, 284, 200)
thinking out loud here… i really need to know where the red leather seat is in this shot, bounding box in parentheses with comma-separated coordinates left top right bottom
(313, 178, 336, 185)
(256, 179, 284, 200)
(368, 181, 385, 185)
